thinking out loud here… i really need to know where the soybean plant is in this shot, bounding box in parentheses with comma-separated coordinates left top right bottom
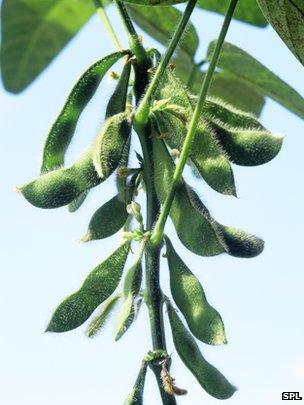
(2, 0, 304, 403)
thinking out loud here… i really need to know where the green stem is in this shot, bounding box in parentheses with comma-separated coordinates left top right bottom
(135, 0, 198, 125)
(114, 0, 148, 64)
(151, 0, 239, 246)
(93, 0, 121, 50)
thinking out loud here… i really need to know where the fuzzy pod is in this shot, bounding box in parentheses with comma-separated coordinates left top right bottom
(165, 236, 226, 345)
(124, 361, 148, 405)
(216, 224, 264, 258)
(92, 112, 132, 179)
(124, 0, 185, 4)
(156, 70, 236, 195)
(115, 260, 143, 340)
(155, 111, 236, 196)
(152, 138, 264, 259)
(40, 51, 128, 174)
(152, 137, 225, 256)
(46, 241, 130, 332)
(167, 303, 236, 400)
(68, 191, 89, 212)
(81, 194, 129, 242)
(86, 294, 121, 338)
(208, 121, 284, 166)
(19, 147, 101, 209)
(106, 60, 132, 118)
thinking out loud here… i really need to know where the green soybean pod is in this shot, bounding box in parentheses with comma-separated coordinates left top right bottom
(92, 112, 132, 179)
(124, 361, 148, 405)
(152, 137, 225, 256)
(86, 294, 121, 338)
(187, 186, 265, 258)
(165, 236, 226, 345)
(155, 111, 236, 196)
(208, 121, 284, 166)
(67, 59, 132, 212)
(115, 260, 143, 340)
(46, 241, 130, 332)
(155, 70, 236, 196)
(68, 190, 89, 213)
(81, 194, 129, 242)
(41, 51, 129, 174)
(106, 60, 132, 118)
(216, 223, 264, 258)
(167, 303, 236, 400)
(124, 0, 185, 4)
(189, 95, 265, 131)
(19, 145, 102, 209)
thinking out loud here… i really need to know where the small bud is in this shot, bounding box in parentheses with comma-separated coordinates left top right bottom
(117, 166, 128, 177)
(109, 70, 120, 80)
(171, 149, 180, 158)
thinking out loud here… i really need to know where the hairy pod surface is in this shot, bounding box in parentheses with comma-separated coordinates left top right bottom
(165, 237, 226, 345)
(152, 138, 264, 258)
(115, 259, 143, 340)
(81, 194, 129, 242)
(156, 70, 236, 195)
(46, 242, 130, 332)
(40, 51, 128, 174)
(154, 111, 236, 196)
(106, 60, 132, 118)
(152, 137, 224, 256)
(123, 0, 185, 4)
(124, 361, 148, 405)
(92, 112, 132, 179)
(19, 148, 102, 209)
(167, 304, 236, 399)
(86, 295, 121, 338)
(208, 121, 284, 166)
(68, 191, 89, 212)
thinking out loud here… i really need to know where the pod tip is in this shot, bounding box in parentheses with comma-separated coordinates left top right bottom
(80, 232, 92, 243)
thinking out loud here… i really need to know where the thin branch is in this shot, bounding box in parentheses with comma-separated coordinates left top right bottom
(151, 0, 239, 246)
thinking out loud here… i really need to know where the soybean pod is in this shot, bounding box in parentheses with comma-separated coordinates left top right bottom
(41, 51, 129, 174)
(68, 56, 132, 212)
(124, 361, 148, 405)
(46, 241, 130, 333)
(167, 302, 236, 400)
(92, 112, 132, 179)
(115, 253, 143, 340)
(86, 294, 121, 338)
(152, 137, 264, 258)
(165, 236, 226, 345)
(81, 194, 129, 242)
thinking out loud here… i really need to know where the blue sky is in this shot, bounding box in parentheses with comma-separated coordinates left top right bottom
(1, 3, 304, 405)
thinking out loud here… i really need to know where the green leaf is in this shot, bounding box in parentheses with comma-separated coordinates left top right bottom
(257, 0, 304, 66)
(165, 236, 226, 345)
(127, 4, 199, 63)
(81, 194, 129, 242)
(197, 0, 267, 27)
(46, 241, 130, 332)
(0, 0, 96, 93)
(167, 302, 236, 399)
(207, 41, 304, 119)
(86, 294, 121, 338)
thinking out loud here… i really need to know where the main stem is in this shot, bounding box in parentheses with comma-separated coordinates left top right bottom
(151, 0, 239, 246)
(114, 3, 176, 403)
(135, 0, 198, 125)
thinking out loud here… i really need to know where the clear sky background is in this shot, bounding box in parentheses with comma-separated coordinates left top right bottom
(1, 3, 304, 405)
